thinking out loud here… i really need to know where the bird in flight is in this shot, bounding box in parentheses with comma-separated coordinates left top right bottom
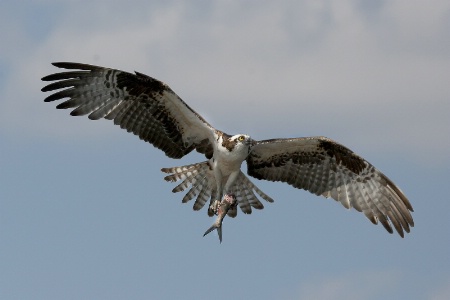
(41, 62, 414, 239)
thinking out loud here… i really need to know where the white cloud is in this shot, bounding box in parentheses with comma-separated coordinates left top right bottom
(1, 0, 449, 165)
(429, 278, 450, 300)
(293, 269, 401, 300)
(381, 0, 450, 55)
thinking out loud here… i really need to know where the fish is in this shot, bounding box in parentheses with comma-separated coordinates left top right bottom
(203, 193, 237, 243)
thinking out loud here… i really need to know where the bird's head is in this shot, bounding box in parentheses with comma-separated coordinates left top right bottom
(221, 134, 254, 154)
(233, 134, 253, 145)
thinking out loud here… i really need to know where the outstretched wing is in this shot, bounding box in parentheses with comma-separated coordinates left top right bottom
(42, 62, 215, 159)
(247, 136, 414, 237)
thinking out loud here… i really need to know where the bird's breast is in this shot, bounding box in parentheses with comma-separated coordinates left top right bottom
(212, 150, 245, 176)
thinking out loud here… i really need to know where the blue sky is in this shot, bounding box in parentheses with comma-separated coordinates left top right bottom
(1, 1, 450, 299)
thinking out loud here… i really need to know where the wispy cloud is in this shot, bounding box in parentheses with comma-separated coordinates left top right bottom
(429, 277, 450, 300)
(1, 0, 449, 165)
(293, 269, 401, 300)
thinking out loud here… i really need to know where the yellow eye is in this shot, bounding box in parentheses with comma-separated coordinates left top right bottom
(238, 135, 245, 141)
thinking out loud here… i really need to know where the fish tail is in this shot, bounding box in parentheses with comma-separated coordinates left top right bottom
(203, 221, 223, 243)
(217, 226, 222, 243)
(203, 223, 219, 237)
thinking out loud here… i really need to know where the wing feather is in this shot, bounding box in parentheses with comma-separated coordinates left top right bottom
(247, 136, 414, 237)
(42, 62, 215, 159)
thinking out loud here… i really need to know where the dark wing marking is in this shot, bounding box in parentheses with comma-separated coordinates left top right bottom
(247, 136, 414, 237)
(42, 62, 215, 159)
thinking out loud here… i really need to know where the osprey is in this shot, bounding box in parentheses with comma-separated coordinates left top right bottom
(41, 62, 414, 238)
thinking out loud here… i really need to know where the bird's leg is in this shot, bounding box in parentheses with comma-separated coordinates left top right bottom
(208, 194, 221, 216)
(208, 166, 223, 216)
(218, 171, 241, 210)
(223, 171, 239, 192)
(208, 168, 240, 216)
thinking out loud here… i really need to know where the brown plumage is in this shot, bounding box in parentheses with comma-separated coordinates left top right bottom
(247, 137, 414, 236)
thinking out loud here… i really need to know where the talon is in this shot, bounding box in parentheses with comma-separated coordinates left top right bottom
(208, 199, 220, 216)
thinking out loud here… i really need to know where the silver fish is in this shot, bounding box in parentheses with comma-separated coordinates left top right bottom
(203, 193, 237, 243)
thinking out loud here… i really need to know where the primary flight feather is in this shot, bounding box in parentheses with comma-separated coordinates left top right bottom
(41, 62, 414, 238)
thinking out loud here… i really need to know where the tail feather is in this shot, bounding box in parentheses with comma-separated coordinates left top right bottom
(193, 178, 212, 211)
(162, 163, 274, 217)
(231, 172, 273, 214)
(171, 168, 203, 192)
(234, 187, 252, 214)
(162, 164, 199, 179)
(240, 174, 274, 203)
(163, 162, 217, 212)
(181, 171, 207, 203)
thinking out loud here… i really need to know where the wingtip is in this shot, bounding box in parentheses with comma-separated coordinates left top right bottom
(50, 62, 101, 71)
(51, 62, 73, 68)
